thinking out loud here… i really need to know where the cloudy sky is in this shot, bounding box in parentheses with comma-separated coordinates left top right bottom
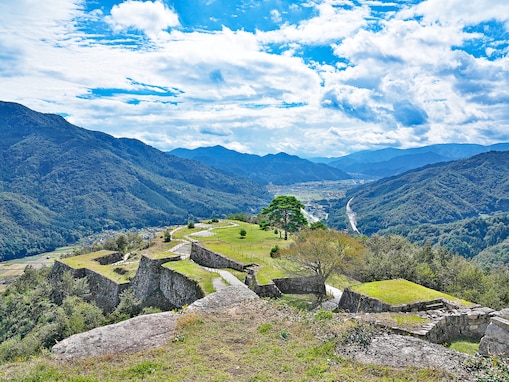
(1, 0, 508, 157)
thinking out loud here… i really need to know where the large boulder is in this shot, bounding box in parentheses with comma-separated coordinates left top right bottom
(52, 311, 178, 360)
(479, 310, 509, 356)
(51, 286, 258, 360)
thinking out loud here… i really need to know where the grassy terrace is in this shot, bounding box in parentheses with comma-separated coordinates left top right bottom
(173, 220, 293, 284)
(163, 259, 216, 295)
(351, 279, 473, 307)
(60, 250, 136, 284)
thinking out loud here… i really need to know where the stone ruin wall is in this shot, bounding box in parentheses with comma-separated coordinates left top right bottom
(50, 252, 205, 312)
(191, 242, 327, 298)
(49, 260, 130, 312)
(479, 311, 509, 356)
(339, 287, 496, 346)
(190, 242, 246, 271)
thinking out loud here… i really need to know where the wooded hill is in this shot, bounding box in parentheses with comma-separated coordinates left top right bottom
(327, 150, 509, 259)
(0, 102, 269, 260)
(169, 145, 351, 185)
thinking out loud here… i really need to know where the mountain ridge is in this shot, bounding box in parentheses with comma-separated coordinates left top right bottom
(0, 101, 269, 260)
(169, 145, 351, 185)
(313, 143, 509, 177)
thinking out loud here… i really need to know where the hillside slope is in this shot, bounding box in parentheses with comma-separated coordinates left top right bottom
(0, 102, 269, 260)
(327, 151, 509, 257)
(170, 145, 351, 185)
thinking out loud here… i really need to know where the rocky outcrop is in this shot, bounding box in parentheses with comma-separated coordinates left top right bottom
(338, 333, 472, 380)
(51, 286, 258, 360)
(188, 285, 258, 311)
(190, 242, 246, 271)
(52, 311, 179, 360)
(479, 309, 509, 356)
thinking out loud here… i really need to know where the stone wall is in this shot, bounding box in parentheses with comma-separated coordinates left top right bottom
(338, 289, 467, 314)
(85, 268, 130, 313)
(422, 307, 494, 343)
(49, 260, 129, 312)
(190, 242, 246, 271)
(159, 267, 204, 307)
(272, 275, 326, 295)
(94, 252, 124, 265)
(245, 271, 282, 298)
(131, 254, 179, 301)
(338, 288, 393, 313)
(339, 288, 495, 345)
(48, 260, 86, 282)
(479, 311, 509, 356)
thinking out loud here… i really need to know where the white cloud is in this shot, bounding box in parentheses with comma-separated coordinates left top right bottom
(270, 9, 282, 24)
(258, 1, 369, 45)
(0, 0, 508, 157)
(400, 0, 509, 28)
(105, 0, 180, 40)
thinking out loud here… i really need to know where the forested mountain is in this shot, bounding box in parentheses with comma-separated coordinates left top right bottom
(169, 145, 351, 185)
(0, 102, 269, 260)
(327, 150, 509, 258)
(319, 143, 509, 178)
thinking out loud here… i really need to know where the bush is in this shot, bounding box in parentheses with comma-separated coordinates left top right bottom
(187, 221, 195, 229)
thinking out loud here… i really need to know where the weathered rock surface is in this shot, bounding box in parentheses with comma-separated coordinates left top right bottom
(188, 285, 259, 311)
(479, 315, 509, 356)
(52, 311, 179, 360)
(339, 333, 473, 380)
(51, 286, 259, 360)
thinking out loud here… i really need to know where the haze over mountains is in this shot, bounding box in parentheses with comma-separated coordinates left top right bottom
(169, 146, 351, 185)
(315, 143, 509, 178)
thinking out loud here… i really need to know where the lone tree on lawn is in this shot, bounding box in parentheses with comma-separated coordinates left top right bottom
(261, 195, 308, 240)
(282, 228, 365, 284)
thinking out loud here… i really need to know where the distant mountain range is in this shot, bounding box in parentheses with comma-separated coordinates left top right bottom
(327, 150, 509, 258)
(169, 145, 351, 185)
(314, 143, 509, 178)
(0, 102, 269, 260)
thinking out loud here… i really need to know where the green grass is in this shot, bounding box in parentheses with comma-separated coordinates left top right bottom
(60, 250, 135, 283)
(327, 273, 360, 290)
(390, 314, 430, 328)
(447, 338, 480, 355)
(350, 279, 473, 307)
(0, 299, 458, 381)
(183, 220, 293, 285)
(164, 259, 217, 295)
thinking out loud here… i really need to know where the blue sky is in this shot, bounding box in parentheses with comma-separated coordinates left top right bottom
(1, 0, 508, 157)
